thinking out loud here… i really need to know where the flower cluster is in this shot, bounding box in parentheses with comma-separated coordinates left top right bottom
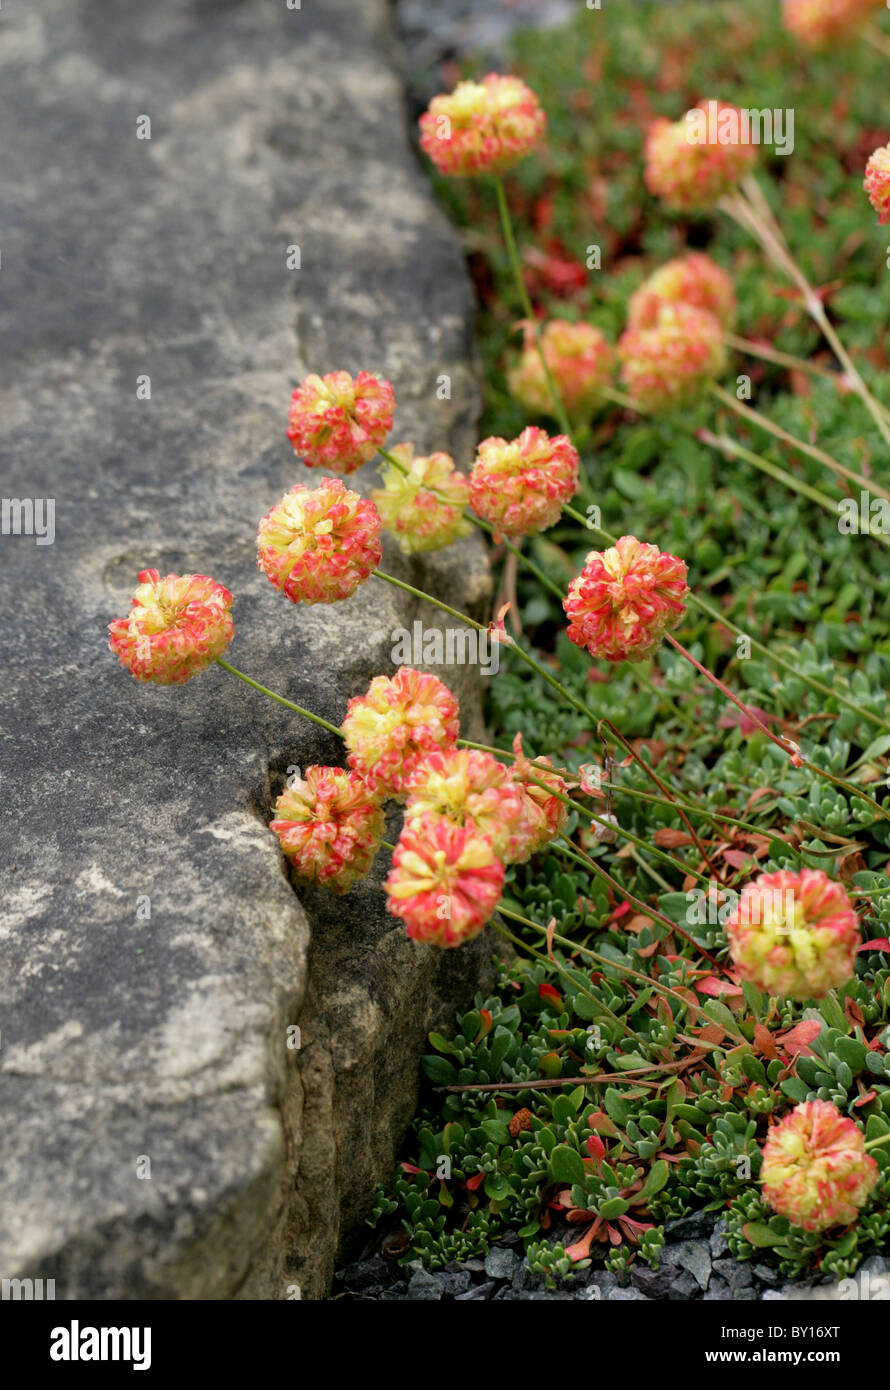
(761, 1101, 878, 1232)
(109, 569, 234, 685)
(725, 868, 860, 1000)
(644, 103, 757, 212)
(564, 535, 689, 663)
(371, 444, 472, 554)
(469, 426, 579, 540)
(419, 73, 546, 178)
(286, 370, 395, 473)
(270, 767, 384, 894)
(405, 748, 529, 864)
(384, 816, 506, 948)
(627, 254, 736, 332)
(783, 0, 882, 48)
(508, 320, 615, 422)
(342, 666, 460, 799)
(864, 144, 890, 225)
(256, 478, 382, 605)
(618, 301, 727, 413)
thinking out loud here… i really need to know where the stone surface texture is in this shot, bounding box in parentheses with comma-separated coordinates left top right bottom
(0, 0, 492, 1300)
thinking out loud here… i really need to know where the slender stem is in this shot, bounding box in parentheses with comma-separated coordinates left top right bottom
(373, 567, 595, 726)
(492, 919, 638, 1040)
(724, 332, 841, 386)
(492, 175, 574, 441)
(498, 906, 741, 1044)
(727, 179, 890, 451)
(700, 422, 860, 528)
(216, 660, 343, 737)
(864, 1132, 890, 1151)
(710, 382, 890, 504)
(863, 22, 890, 59)
(562, 500, 890, 733)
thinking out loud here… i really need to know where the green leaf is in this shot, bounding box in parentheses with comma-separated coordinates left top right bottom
(637, 1159, 669, 1204)
(599, 1196, 630, 1220)
(742, 1222, 786, 1249)
(422, 1054, 457, 1084)
(549, 1144, 586, 1185)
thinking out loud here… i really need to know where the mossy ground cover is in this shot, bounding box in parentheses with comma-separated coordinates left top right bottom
(372, 0, 890, 1286)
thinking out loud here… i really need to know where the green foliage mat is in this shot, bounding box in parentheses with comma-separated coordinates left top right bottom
(371, 0, 890, 1287)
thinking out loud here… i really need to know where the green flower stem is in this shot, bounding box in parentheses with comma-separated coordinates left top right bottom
(699, 423, 860, 527)
(711, 382, 890, 501)
(666, 631, 890, 823)
(724, 332, 845, 388)
(373, 568, 596, 725)
(492, 175, 574, 441)
(497, 904, 740, 1045)
(864, 1132, 890, 1151)
(216, 660, 343, 737)
(492, 918, 638, 1041)
(561, 501, 890, 734)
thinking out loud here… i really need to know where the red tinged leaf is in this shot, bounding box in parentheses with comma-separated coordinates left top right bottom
(776, 1019, 821, 1057)
(478, 1008, 492, 1033)
(858, 938, 890, 952)
(721, 849, 755, 871)
(565, 1218, 602, 1263)
(464, 1172, 485, 1191)
(538, 982, 563, 1007)
(696, 976, 744, 997)
(652, 828, 693, 848)
(586, 1134, 606, 1162)
(400, 1162, 422, 1175)
(753, 1023, 779, 1059)
(606, 901, 632, 924)
(854, 1091, 878, 1108)
(587, 1110, 620, 1137)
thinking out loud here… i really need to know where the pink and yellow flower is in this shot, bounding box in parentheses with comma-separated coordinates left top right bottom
(783, 0, 882, 48)
(627, 254, 736, 332)
(644, 103, 757, 213)
(564, 536, 689, 663)
(108, 569, 234, 685)
(343, 666, 460, 798)
(286, 370, 395, 473)
(371, 443, 472, 554)
(864, 144, 890, 225)
(761, 1101, 878, 1232)
(419, 73, 546, 178)
(619, 302, 726, 414)
(469, 426, 579, 540)
(725, 868, 860, 1000)
(509, 733, 570, 857)
(256, 478, 382, 605)
(385, 813, 505, 946)
(270, 766, 384, 894)
(405, 748, 527, 863)
(508, 320, 615, 422)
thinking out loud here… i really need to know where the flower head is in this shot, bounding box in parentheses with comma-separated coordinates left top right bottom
(469, 426, 579, 540)
(509, 733, 570, 857)
(108, 569, 234, 685)
(257, 478, 382, 605)
(864, 144, 890, 225)
(385, 813, 504, 946)
(644, 103, 757, 212)
(419, 73, 546, 178)
(783, 0, 882, 48)
(725, 868, 860, 1000)
(405, 748, 527, 862)
(508, 320, 615, 422)
(287, 370, 395, 473)
(619, 302, 726, 413)
(761, 1100, 878, 1232)
(270, 767, 384, 894)
(628, 254, 736, 332)
(371, 443, 472, 554)
(343, 666, 460, 798)
(564, 535, 689, 663)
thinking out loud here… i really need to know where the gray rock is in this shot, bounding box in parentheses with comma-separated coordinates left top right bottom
(442, 1269, 472, 1297)
(337, 1255, 391, 1291)
(710, 1219, 730, 1259)
(753, 1263, 781, 1287)
(713, 1258, 754, 1292)
(676, 1240, 711, 1291)
(607, 1287, 650, 1301)
(484, 1246, 521, 1281)
(703, 1277, 732, 1302)
(455, 1280, 496, 1301)
(667, 1271, 700, 1300)
(629, 1263, 676, 1299)
(405, 1267, 445, 1300)
(665, 1211, 715, 1242)
(0, 0, 493, 1300)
